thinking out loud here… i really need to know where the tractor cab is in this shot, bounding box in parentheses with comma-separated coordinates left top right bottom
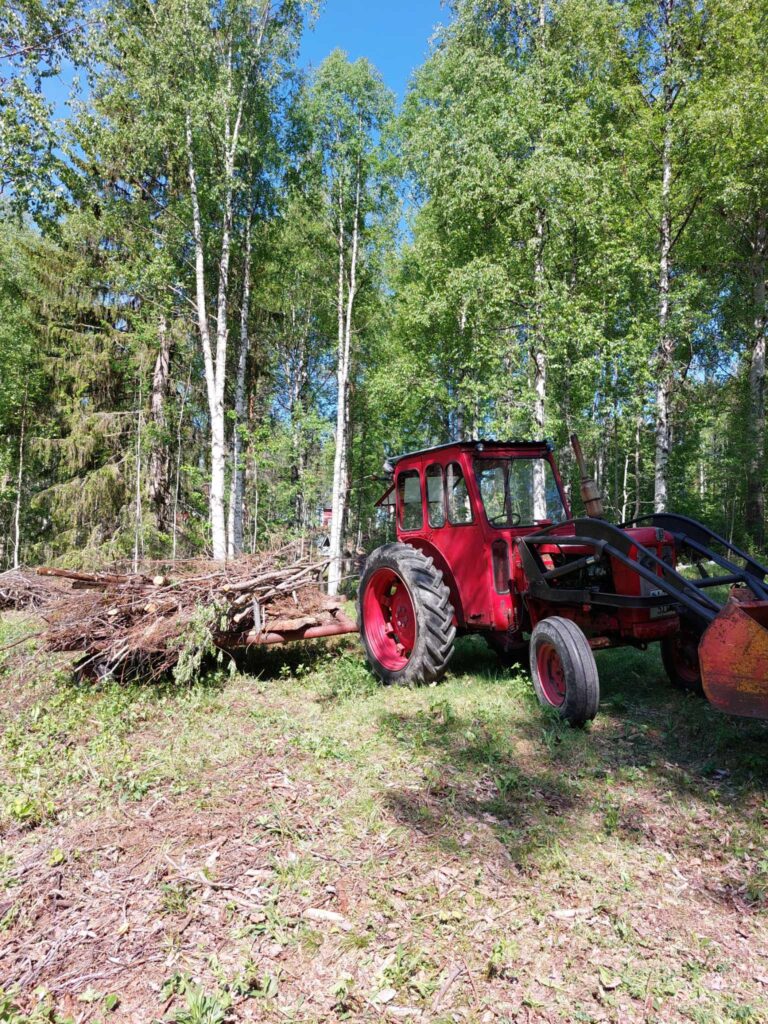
(380, 440, 570, 634)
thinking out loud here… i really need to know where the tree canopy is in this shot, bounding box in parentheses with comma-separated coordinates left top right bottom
(0, 0, 766, 568)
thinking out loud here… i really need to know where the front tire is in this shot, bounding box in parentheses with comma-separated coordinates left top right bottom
(530, 617, 600, 726)
(358, 543, 456, 686)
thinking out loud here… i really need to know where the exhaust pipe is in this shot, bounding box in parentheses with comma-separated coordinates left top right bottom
(570, 433, 605, 519)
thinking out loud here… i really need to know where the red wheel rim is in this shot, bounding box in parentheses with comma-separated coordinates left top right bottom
(362, 568, 417, 671)
(536, 642, 566, 706)
(670, 634, 700, 685)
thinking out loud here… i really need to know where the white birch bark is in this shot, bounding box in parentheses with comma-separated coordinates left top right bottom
(148, 316, 172, 533)
(133, 398, 143, 572)
(654, 0, 675, 514)
(328, 165, 361, 596)
(634, 413, 642, 520)
(532, 206, 548, 521)
(747, 207, 767, 546)
(184, 5, 266, 561)
(171, 364, 192, 561)
(227, 216, 252, 557)
(531, 0, 548, 522)
(12, 401, 25, 569)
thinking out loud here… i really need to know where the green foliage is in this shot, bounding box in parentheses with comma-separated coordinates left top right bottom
(1, 0, 768, 566)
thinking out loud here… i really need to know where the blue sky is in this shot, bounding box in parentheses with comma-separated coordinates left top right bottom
(300, 0, 446, 101)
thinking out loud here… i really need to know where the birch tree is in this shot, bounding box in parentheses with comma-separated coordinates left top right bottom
(307, 52, 394, 594)
(180, 0, 305, 559)
(621, 0, 710, 512)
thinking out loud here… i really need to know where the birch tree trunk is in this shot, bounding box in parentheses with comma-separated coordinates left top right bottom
(634, 413, 642, 520)
(185, 73, 244, 560)
(185, 115, 225, 559)
(227, 217, 252, 558)
(328, 171, 361, 596)
(532, 205, 548, 521)
(747, 207, 767, 548)
(148, 316, 173, 534)
(531, 0, 548, 522)
(12, 400, 25, 569)
(654, 2, 675, 514)
(171, 364, 192, 561)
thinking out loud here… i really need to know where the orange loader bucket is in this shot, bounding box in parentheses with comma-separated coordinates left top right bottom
(699, 598, 768, 719)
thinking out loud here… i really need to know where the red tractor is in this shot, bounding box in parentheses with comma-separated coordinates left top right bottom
(357, 437, 768, 725)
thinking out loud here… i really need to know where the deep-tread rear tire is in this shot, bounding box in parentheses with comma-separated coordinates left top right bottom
(530, 617, 599, 726)
(661, 629, 704, 695)
(358, 543, 456, 686)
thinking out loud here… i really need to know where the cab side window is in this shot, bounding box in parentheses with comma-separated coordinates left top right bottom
(426, 464, 445, 528)
(447, 462, 473, 524)
(398, 469, 423, 531)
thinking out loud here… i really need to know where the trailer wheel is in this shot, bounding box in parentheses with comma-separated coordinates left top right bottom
(530, 617, 599, 726)
(358, 543, 456, 686)
(661, 630, 704, 695)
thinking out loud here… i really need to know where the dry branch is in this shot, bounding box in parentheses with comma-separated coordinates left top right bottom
(0, 568, 66, 611)
(32, 544, 338, 681)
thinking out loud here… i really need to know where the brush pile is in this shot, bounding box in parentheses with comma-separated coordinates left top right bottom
(33, 546, 352, 681)
(0, 568, 66, 612)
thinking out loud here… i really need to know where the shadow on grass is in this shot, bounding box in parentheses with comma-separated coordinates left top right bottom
(376, 635, 768, 874)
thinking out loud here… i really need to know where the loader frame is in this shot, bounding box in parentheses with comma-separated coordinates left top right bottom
(519, 514, 768, 628)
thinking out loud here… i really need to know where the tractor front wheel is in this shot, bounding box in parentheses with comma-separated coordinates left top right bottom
(530, 617, 600, 726)
(661, 629, 704, 695)
(358, 543, 456, 686)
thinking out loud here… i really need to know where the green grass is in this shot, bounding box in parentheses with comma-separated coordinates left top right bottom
(1, 614, 768, 1022)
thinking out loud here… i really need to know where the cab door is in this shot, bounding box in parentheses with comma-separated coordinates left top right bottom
(419, 455, 493, 628)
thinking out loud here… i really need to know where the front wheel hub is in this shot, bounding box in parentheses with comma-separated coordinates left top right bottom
(536, 642, 567, 707)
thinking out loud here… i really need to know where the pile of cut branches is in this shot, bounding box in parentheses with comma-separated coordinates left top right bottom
(0, 568, 66, 612)
(36, 547, 350, 681)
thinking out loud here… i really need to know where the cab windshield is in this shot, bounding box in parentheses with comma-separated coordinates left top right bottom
(474, 457, 566, 527)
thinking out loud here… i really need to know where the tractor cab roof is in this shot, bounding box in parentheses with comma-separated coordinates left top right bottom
(383, 439, 554, 475)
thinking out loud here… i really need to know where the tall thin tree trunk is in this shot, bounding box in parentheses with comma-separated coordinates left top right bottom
(186, 116, 227, 559)
(329, 169, 361, 596)
(531, 0, 548, 522)
(532, 206, 548, 521)
(172, 363, 192, 561)
(149, 317, 173, 534)
(228, 218, 252, 558)
(133, 391, 143, 573)
(12, 398, 26, 569)
(747, 207, 767, 548)
(185, 73, 244, 561)
(654, 2, 675, 514)
(634, 413, 642, 520)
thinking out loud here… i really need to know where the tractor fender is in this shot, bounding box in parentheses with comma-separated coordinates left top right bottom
(404, 538, 466, 628)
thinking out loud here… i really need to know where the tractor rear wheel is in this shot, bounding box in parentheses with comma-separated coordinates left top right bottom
(530, 617, 600, 726)
(661, 629, 704, 695)
(358, 543, 456, 686)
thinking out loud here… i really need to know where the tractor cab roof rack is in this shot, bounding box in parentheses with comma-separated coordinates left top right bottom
(383, 438, 554, 475)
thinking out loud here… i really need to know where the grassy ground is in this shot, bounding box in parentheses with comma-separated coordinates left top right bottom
(1, 612, 767, 1024)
